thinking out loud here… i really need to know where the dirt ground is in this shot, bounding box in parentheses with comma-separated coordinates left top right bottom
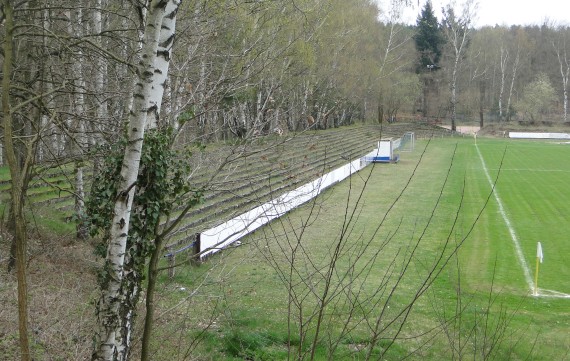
(440, 125, 481, 134)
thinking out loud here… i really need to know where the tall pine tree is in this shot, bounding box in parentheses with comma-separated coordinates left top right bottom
(414, 0, 444, 72)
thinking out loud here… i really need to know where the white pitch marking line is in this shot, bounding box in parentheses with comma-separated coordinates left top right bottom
(475, 145, 534, 293)
(476, 145, 570, 299)
(538, 289, 570, 298)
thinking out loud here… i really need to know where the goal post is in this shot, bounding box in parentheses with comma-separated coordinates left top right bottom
(362, 131, 415, 164)
(398, 132, 415, 152)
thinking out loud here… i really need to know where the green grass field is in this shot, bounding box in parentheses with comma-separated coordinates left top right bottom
(152, 136, 570, 360)
(3, 133, 569, 360)
(472, 139, 570, 296)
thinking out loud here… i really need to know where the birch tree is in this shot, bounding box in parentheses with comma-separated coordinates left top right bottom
(67, 3, 90, 239)
(553, 27, 570, 123)
(498, 46, 509, 121)
(88, 0, 109, 170)
(91, 1, 181, 360)
(505, 28, 529, 122)
(442, 0, 477, 131)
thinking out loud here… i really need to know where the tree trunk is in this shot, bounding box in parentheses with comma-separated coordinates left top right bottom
(91, 0, 108, 173)
(450, 63, 458, 132)
(498, 47, 508, 121)
(506, 50, 520, 122)
(479, 80, 485, 128)
(443, 2, 474, 132)
(555, 44, 569, 123)
(2, 3, 31, 359)
(92, 1, 181, 360)
(75, 162, 88, 239)
(13, 194, 30, 361)
(422, 77, 428, 117)
(92, 2, 174, 360)
(562, 85, 568, 123)
(140, 232, 165, 361)
(378, 92, 384, 123)
(72, 3, 88, 240)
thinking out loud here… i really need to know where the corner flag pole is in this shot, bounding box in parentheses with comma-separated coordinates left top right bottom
(534, 242, 543, 296)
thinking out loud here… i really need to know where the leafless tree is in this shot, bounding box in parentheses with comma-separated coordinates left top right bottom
(553, 27, 570, 123)
(442, 0, 477, 131)
(230, 140, 521, 360)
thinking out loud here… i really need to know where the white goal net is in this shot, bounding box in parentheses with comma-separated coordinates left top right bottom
(395, 132, 415, 152)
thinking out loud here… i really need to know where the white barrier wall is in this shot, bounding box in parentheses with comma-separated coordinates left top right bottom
(509, 132, 570, 139)
(199, 157, 366, 258)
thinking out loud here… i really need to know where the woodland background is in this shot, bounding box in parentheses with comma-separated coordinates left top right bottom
(1, 0, 570, 360)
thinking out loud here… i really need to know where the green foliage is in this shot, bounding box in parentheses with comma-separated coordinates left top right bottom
(176, 108, 195, 127)
(414, 0, 445, 71)
(0, 166, 10, 181)
(223, 329, 278, 360)
(86, 141, 125, 243)
(378, 71, 421, 119)
(86, 127, 203, 259)
(516, 73, 556, 122)
(222, 87, 257, 108)
(290, 39, 316, 71)
(131, 128, 180, 246)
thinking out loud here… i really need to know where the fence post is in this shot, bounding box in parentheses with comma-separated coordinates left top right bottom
(191, 233, 201, 266)
(166, 246, 175, 279)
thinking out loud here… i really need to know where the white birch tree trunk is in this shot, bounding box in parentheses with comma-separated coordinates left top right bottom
(443, 0, 475, 131)
(554, 39, 570, 123)
(506, 50, 520, 121)
(450, 56, 459, 130)
(120, 0, 181, 354)
(92, 1, 181, 360)
(197, 57, 208, 136)
(71, 4, 88, 239)
(37, 7, 52, 163)
(146, 0, 179, 130)
(449, 33, 467, 131)
(91, 0, 108, 170)
(254, 88, 263, 132)
(239, 102, 247, 132)
(301, 80, 310, 129)
(498, 47, 508, 121)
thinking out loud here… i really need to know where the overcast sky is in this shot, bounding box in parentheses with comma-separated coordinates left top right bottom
(379, 0, 570, 27)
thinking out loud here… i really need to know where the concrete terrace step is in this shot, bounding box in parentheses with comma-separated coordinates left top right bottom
(163, 124, 403, 248)
(1, 123, 439, 247)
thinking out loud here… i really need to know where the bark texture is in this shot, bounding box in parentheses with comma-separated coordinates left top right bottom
(92, 1, 180, 360)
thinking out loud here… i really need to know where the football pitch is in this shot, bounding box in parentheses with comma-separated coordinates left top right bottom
(460, 137, 570, 298)
(304, 135, 570, 358)
(312, 135, 570, 300)
(180, 135, 570, 359)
